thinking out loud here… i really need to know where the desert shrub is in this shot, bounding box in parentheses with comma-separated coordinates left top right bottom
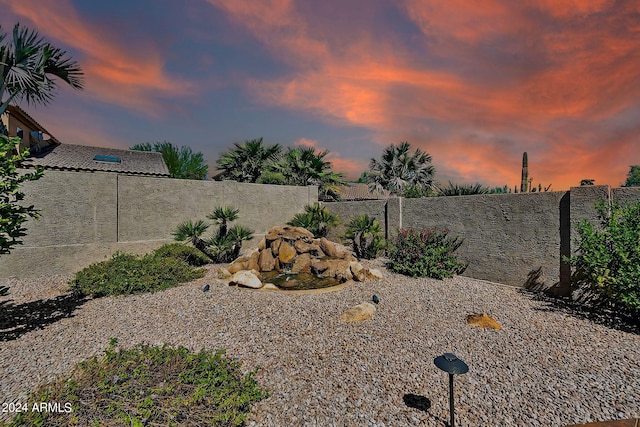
(566, 200, 640, 314)
(153, 243, 210, 266)
(6, 339, 268, 427)
(386, 228, 467, 279)
(343, 214, 386, 259)
(287, 203, 339, 238)
(70, 252, 205, 297)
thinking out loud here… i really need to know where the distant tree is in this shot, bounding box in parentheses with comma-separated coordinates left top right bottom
(580, 179, 595, 186)
(622, 165, 640, 187)
(272, 146, 346, 201)
(216, 137, 282, 183)
(368, 142, 435, 196)
(131, 141, 208, 180)
(1, 137, 44, 256)
(438, 182, 491, 196)
(356, 171, 369, 183)
(1, 23, 84, 132)
(489, 185, 511, 194)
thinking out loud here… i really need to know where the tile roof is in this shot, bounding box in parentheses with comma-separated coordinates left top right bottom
(340, 183, 391, 200)
(25, 143, 170, 177)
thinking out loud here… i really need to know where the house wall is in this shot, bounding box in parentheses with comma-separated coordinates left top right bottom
(3, 110, 56, 153)
(324, 185, 640, 294)
(0, 170, 317, 278)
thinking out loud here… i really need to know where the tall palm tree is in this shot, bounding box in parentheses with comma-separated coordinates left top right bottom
(216, 137, 282, 182)
(367, 142, 435, 195)
(0, 23, 83, 123)
(130, 141, 208, 180)
(273, 146, 346, 201)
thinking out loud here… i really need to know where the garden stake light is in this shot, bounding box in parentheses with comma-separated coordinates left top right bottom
(434, 353, 468, 427)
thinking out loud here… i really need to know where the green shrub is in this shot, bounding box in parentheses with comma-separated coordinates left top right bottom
(153, 243, 210, 266)
(343, 214, 386, 259)
(287, 203, 339, 238)
(386, 228, 467, 279)
(567, 200, 640, 314)
(70, 252, 205, 297)
(5, 339, 268, 427)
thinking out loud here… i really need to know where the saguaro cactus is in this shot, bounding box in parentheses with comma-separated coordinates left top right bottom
(520, 152, 529, 193)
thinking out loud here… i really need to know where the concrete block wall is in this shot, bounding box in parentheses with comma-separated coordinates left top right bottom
(0, 170, 317, 279)
(325, 185, 640, 294)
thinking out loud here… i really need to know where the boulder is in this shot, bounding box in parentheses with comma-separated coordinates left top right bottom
(265, 225, 314, 241)
(278, 241, 297, 264)
(310, 259, 329, 274)
(350, 261, 366, 282)
(340, 302, 376, 323)
(262, 283, 279, 291)
(365, 268, 384, 280)
(318, 237, 338, 257)
(230, 270, 262, 289)
(270, 238, 282, 256)
(466, 313, 502, 330)
(294, 240, 321, 254)
(247, 250, 260, 271)
(217, 267, 231, 279)
(257, 238, 266, 250)
(228, 257, 249, 274)
(291, 253, 312, 273)
(258, 249, 276, 271)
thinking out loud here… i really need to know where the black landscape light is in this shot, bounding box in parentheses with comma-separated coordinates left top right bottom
(434, 353, 468, 427)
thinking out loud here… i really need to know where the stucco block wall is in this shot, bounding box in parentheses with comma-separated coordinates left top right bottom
(324, 200, 387, 242)
(0, 170, 316, 279)
(402, 192, 567, 289)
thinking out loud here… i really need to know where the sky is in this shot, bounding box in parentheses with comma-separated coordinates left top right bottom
(1, 0, 639, 190)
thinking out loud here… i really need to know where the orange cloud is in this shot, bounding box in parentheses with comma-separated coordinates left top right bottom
(7, 0, 194, 116)
(210, 0, 639, 189)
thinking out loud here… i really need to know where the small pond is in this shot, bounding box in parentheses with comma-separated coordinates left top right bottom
(261, 271, 341, 291)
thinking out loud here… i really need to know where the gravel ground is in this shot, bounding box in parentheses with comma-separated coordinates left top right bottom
(1, 262, 639, 426)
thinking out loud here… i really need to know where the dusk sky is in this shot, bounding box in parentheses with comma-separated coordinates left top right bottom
(2, 0, 639, 190)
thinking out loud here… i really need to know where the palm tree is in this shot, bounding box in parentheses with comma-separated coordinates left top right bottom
(343, 214, 385, 259)
(130, 141, 208, 180)
(172, 220, 212, 259)
(206, 206, 239, 239)
(216, 137, 282, 182)
(287, 203, 339, 238)
(367, 142, 435, 195)
(0, 23, 84, 132)
(273, 146, 346, 201)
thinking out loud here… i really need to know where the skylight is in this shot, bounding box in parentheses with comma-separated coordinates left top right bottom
(93, 154, 121, 163)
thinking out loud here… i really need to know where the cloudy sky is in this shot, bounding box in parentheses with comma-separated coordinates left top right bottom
(2, 0, 639, 190)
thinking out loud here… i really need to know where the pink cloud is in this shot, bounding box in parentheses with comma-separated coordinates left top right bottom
(6, 0, 194, 116)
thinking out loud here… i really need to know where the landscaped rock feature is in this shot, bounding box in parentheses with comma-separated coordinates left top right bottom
(229, 270, 263, 289)
(340, 302, 377, 323)
(466, 313, 502, 330)
(223, 226, 378, 290)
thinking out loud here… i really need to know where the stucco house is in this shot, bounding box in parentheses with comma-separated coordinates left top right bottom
(2, 105, 169, 177)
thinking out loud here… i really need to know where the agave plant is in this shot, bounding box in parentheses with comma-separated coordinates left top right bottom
(344, 214, 386, 259)
(287, 203, 339, 238)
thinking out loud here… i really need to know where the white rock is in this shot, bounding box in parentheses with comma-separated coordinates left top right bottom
(229, 270, 262, 288)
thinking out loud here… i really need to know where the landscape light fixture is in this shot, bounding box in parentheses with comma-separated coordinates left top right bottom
(434, 352, 468, 427)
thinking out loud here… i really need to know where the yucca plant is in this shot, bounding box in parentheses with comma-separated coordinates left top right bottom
(287, 203, 339, 238)
(344, 214, 386, 259)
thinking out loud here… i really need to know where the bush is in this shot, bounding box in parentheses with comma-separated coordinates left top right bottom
(70, 252, 205, 297)
(153, 243, 210, 266)
(287, 203, 339, 238)
(386, 228, 467, 279)
(6, 339, 268, 427)
(343, 214, 386, 259)
(567, 200, 640, 314)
